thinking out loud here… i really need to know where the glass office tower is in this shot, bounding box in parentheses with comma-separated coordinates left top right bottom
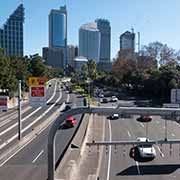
(48, 6, 67, 69)
(0, 4, 24, 56)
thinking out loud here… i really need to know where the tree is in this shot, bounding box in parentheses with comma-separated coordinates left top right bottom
(141, 41, 178, 65)
(0, 55, 17, 96)
(87, 60, 97, 81)
(81, 64, 88, 81)
(29, 56, 48, 77)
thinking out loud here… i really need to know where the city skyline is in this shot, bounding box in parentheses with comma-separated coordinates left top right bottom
(1, 0, 180, 59)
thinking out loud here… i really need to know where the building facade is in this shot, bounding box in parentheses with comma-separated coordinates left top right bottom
(67, 45, 77, 67)
(95, 19, 111, 62)
(79, 22, 101, 63)
(45, 6, 67, 69)
(0, 4, 24, 56)
(43, 47, 64, 68)
(120, 30, 135, 51)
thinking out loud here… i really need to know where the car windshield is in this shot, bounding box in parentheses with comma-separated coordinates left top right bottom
(1, 1, 179, 180)
(66, 120, 72, 123)
(140, 144, 152, 148)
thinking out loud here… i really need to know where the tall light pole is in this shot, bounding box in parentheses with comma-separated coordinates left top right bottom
(18, 80, 22, 140)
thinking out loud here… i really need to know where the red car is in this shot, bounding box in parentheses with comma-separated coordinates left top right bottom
(136, 115, 152, 122)
(64, 116, 77, 127)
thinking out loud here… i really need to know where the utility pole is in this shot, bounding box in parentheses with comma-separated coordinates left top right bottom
(18, 80, 22, 140)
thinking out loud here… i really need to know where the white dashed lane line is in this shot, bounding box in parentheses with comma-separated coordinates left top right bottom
(32, 150, 44, 163)
(127, 130, 131, 137)
(156, 146, 165, 158)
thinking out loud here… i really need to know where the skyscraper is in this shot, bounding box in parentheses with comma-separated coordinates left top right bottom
(95, 19, 111, 62)
(44, 6, 67, 69)
(0, 4, 24, 56)
(120, 30, 135, 51)
(79, 22, 101, 62)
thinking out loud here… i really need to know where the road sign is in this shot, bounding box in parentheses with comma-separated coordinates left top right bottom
(29, 77, 47, 86)
(0, 96, 8, 111)
(29, 86, 46, 107)
(31, 86, 45, 97)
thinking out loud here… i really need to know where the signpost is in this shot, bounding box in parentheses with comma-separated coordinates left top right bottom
(29, 77, 47, 107)
(0, 96, 8, 111)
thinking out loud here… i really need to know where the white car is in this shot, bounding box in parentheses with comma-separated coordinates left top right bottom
(137, 137, 156, 158)
(111, 96, 118, 102)
(99, 94, 104, 98)
(110, 113, 119, 120)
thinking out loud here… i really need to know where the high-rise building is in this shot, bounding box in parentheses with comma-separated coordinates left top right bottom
(79, 22, 101, 63)
(120, 30, 135, 51)
(95, 19, 111, 62)
(43, 6, 67, 69)
(43, 47, 64, 68)
(0, 4, 24, 56)
(67, 45, 77, 67)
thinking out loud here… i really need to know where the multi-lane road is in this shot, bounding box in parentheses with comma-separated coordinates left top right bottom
(0, 79, 84, 180)
(98, 101, 180, 180)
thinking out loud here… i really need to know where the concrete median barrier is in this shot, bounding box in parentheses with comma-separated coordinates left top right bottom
(55, 114, 90, 180)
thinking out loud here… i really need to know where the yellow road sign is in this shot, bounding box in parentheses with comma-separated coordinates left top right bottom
(29, 77, 47, 86)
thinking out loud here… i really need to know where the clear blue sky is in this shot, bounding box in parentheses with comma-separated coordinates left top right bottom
(1, 0, 180, 59)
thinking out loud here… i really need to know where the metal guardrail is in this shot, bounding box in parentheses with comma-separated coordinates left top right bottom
(48, 106, 180, 180)
(86, 140, 180, 146)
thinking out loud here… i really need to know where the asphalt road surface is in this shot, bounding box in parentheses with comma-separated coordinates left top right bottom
(0, 79, 84, 180)
(98, 101, 180, 180)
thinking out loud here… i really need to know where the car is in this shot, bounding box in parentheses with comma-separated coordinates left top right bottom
(98, 94, 104, 98)
(110, 113, 119, 120)
(137, 137, 156, 158)
(136, 115, 152, 122)
(101, 98, 108, 103)
(64, 116, 77, 128)
(110, 96, 118, 102)
(63, 105, 71, 112)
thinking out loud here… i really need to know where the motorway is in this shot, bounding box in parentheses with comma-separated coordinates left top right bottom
(0, 79, 84, 180)
(98, 101, 180, 180)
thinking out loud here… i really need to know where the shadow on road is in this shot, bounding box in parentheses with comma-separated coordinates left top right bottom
(117, 164, 180, 176)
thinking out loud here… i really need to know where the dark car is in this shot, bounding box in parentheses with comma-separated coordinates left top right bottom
(136, 115, 152, 122)
(101, 98, 108, 103)
(62, 105, 71, 112)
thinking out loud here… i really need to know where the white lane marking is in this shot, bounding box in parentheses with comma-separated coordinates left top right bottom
(157, 146, 165, 158)
(127, 130, 131, 137)
(0, 82, 57, 137)
(135, 161, 140, 175)
(0, 89, 62, 151)
(106, 120, 112, 180)
(140, 123, 144, 128)
(0, 83, 62, 149)
(0, 88, 65, 167)
(32, 150, 44, 163)
(171, 133, 175, 137)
